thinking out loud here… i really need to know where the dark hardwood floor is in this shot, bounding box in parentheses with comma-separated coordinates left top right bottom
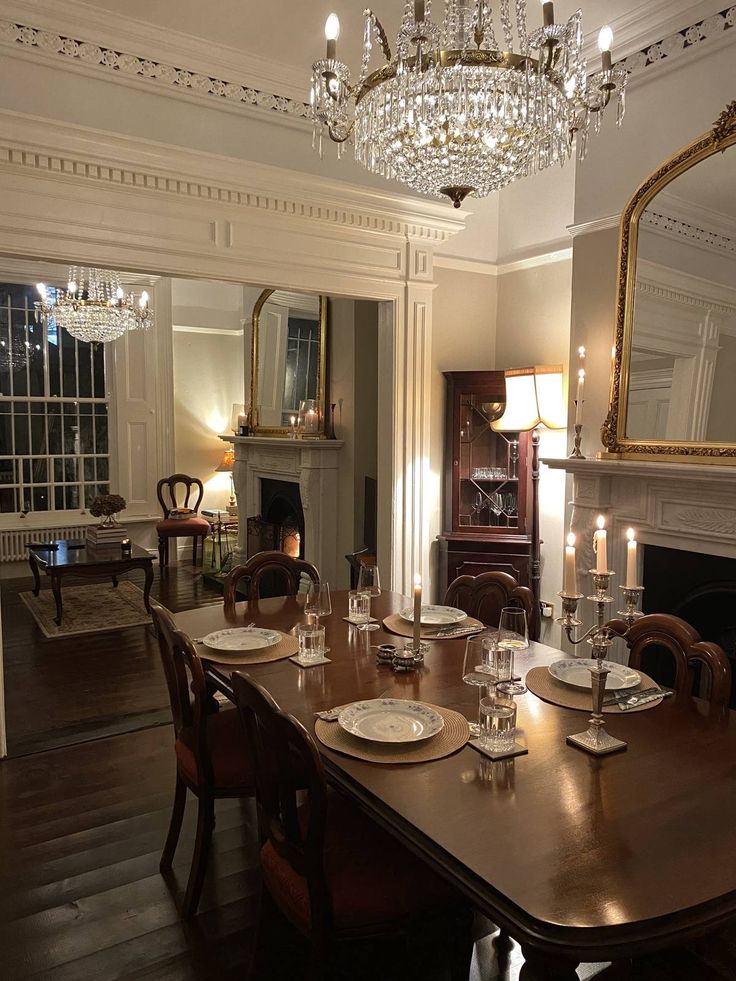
(2, 564, 223, 757)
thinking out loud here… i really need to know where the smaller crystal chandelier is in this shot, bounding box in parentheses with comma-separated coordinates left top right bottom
(35, 267, 153, 344)
(310, 1, 628, 206)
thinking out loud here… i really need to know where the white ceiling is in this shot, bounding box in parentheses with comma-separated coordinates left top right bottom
(78, 0, 683, 79)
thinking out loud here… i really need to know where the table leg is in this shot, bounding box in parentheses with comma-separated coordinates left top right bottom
(520, 946, 579, 981)
(51, 574, 63, 627)
(29, 553, 41, 596)
(142, 563, 154, 613)
(112, 575, 119, 588)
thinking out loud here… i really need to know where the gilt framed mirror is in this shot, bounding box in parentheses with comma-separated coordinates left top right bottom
(250, 289, 327, 437)
(603, 101, 736, 463)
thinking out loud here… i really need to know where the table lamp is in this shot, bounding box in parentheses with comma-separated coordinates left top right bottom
(492, 365, 566, 601)
(215, 448, 237, 515)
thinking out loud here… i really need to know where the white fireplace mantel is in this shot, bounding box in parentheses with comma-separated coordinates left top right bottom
(222, 435, 344, 583)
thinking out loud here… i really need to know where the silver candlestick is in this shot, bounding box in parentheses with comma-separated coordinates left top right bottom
(569, 420, 585, 459)
(618, 585, 645, 627)
(557, 569, 627, 756)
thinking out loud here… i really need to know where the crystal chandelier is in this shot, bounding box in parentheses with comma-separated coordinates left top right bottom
(35, 267, 153, 344)
(310, 1, 627, 207)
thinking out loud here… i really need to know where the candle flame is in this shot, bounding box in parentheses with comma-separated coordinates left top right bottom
(627, 527, 636, 542)
(596, 515, 606, 530)
(578, 368, 585, 380)
(578, 345, 586, 357)
(611, 345, 616, 360)
(567, 533, 576, 547)
(414, 573, 422, 587)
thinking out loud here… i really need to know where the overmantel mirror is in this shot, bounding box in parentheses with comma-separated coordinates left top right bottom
(250, 289, 327, 437)
(603, 101, 736, 463)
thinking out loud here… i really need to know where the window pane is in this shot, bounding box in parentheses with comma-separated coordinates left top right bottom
(0, 459, 13, 486)
(48, 405, 62, 454)
(10, 312, 29, 396)
(0, 488, 14, 513)
(84, 458, 95, 481)
(54, 458, 64, 483)
(14, 411, 29, 454)
(64, 458, 78, 483)
(48, 317, 61, 397)
(0, 306, 10, 396)
(93, 345, 105, 398)
(30, 459, 47, 483)
(61, 329, 77, 397)
(0, 411, 11, 455)
(31, 409, 47, 455)
(54, 487, 64, 510)
(95, 406, 108, 454)
(32, 486, 50, 511)
(27, 321, 44, 396)
(65, 485, 79, 510)
(96, 457, 109, 481)
(79, 410, 94, 454)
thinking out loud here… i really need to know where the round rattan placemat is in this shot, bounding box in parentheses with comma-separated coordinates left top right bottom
(526, 666, 663, 714)
(198, 631, 299, 666)
(382, 613, 484, 640)
(315, 702, 470, 764)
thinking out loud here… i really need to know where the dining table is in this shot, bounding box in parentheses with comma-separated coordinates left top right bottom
(173, 589, 736, 980)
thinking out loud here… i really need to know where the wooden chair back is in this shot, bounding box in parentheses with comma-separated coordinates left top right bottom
(232, 672, 331, 935)
(224, 550, 320, 606)
(151, 602, 213, 787)
(156, 474, 204, 519)
(444, 571, 540, 641)
(608, 613, 732, 708)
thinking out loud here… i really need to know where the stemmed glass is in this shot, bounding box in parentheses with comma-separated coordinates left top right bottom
(305, 581, 332, 627)
(462, 634, 497, 736)
(495, 607, 529, 696)
(355, 565, 381, 631)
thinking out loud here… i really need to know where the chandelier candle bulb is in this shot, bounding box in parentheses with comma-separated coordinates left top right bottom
(325, 13, 340, 60)
(564, 534, 577, 595)
(575, 368, 585, 425)
(413, 574, 422, 652)
(594, 516, 608, 573)
(541, 1, 555, 28)
(626, 529, 638, 589)
(598, 25, 613, 72)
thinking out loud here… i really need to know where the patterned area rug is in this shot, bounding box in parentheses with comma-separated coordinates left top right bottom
(20, 581, 152, 639)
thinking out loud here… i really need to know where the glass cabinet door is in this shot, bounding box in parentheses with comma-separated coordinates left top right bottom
(458, 391, 520, 530)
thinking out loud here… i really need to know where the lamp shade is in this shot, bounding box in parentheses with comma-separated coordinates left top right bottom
(215, 448, 235, 473)
(491, 365, 566, 433)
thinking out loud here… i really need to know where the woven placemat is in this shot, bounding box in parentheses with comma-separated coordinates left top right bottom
(527, 666, 663, 714)
(315, 702, 470, 764)
(382, 613, 484, 640)
(198, 631, 299, 666)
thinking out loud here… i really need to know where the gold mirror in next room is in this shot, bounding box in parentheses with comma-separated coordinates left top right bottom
(603, 101, 736, 463)
(250, 290, 327, 437)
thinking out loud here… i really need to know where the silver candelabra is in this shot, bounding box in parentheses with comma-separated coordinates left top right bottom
(556, 571, 644, 755)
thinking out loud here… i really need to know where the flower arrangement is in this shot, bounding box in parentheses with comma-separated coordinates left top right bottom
(89, 493, 127, 527)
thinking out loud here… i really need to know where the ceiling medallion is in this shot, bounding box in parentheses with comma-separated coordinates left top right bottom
(310, 1, 628, 206)
(35, 267, 153, 344)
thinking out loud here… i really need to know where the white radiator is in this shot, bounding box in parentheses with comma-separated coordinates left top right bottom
(0, 524, 89, 563)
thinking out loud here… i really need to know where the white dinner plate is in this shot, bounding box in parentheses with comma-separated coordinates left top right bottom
(338, 699, 444, 743)
(201, 627, 280, 653)
(548, 658, 640, 690)
(399, 604, 466, 626)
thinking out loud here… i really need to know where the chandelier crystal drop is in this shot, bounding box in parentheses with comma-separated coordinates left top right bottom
(35, 267, 153, 344)
(310, 1, 628, 206)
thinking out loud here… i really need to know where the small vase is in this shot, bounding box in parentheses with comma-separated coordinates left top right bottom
(100, 513, 119, 528)
(325, 402, 337, 440)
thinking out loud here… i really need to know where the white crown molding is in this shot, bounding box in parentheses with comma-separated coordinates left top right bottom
(433, 256, 497, 277)
(567, 215, 620, 239)
(172, 324, 245, 337)
(0, 109, 466, 244)
(0, 0, 308, 101)
(642, 210, 736, 259)
(637, 258, 736, 318)
(435, 245, 574, 278)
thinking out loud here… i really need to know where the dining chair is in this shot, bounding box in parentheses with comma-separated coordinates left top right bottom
(156, 474, 210, 568)
(607, 613, 732, 708)
(444, 570, 541, 641)
(232, 672, 473, 981)
(151, 603, 254, 917)
(223, 550, 320, 606)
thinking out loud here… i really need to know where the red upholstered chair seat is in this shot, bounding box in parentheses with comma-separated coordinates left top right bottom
(175, 708, 253, 790)
(156, 516, 210, 536)
(260, 792, 456, 932)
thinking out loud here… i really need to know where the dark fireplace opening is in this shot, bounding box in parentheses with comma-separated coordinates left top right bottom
(643, 545, 736, 707)
(244, 480, 306, 599)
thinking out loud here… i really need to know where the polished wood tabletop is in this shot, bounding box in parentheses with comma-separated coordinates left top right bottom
(173, 590, 736, 974)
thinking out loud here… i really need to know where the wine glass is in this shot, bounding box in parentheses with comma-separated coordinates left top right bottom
(357, 564, 381, 597)
(495, 607, 529, 696)
(305, 581, 332, 627)
(462, 635, 497, 736)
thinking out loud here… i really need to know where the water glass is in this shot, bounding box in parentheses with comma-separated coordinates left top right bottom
(492, 644, 514, 683)
(496, 607, 529, 696)
(348, 589, 371, 624)
(462, 635, 497, 736)
(297, 623, 325, 662)
(357, 564, 381, 597)
(479, 694, 517, 754)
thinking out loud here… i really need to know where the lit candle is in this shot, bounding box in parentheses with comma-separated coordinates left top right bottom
(413, 573, 422, 651)
(325, 13, 340, 60)
(598, 25, 613, 72)
(564, 533, 577, 595)
(414, 0, 425, 20)
(578, 345, 586, 372)
(290, 414, 297, 437)
(625, 528, 638, 588)
(541, 0, 555, 28)
(594, 515, 608, 573)
(305, 408, 319, 435)
(575, 368, 585, 425)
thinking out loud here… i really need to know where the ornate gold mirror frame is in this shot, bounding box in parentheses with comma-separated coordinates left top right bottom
(250, 289, 328, 437)
(602, 101, 736, 463)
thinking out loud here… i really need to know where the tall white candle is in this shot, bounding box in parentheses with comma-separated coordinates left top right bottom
(564, 533, 577, 595)
(575, 368, 585, 425)
(413, 573, 422, 650)
(594, 515, 608, 573)
(578, 345, 586, 371)
(625, 528, 638, 588)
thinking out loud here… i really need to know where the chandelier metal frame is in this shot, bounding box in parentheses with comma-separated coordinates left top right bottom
(310, 1, 627, 206)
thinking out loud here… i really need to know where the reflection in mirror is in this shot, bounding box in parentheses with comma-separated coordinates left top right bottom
(626, 145, 736, 443)
(252, 290, 325, 431)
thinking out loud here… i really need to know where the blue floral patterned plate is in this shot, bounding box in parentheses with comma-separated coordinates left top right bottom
(338, 698, 444, 743)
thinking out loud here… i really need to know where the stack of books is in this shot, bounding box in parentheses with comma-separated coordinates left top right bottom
(86, 524, 127, 546)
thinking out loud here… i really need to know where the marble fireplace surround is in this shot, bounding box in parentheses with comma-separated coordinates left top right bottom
(545, 458, 736, 615)
(222, 436, 343, 584)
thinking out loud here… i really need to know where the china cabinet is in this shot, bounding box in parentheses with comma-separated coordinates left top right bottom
(438, 371, 534, 598)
